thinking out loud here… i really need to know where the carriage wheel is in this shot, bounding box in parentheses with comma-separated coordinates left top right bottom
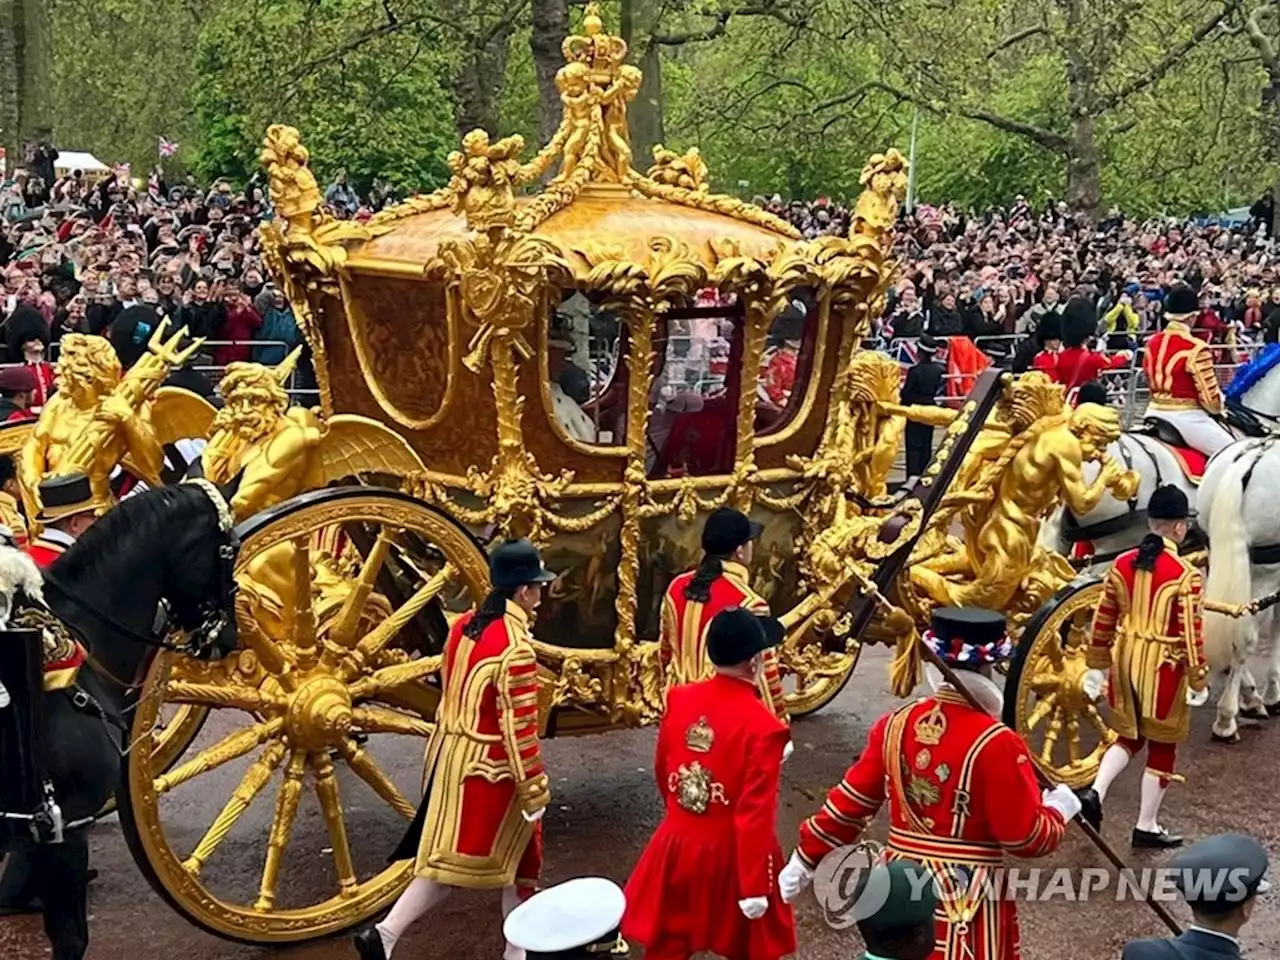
(1002, 578, 1117, 789)
(118, 487, 490, 945)
(779, 607, 861, 718)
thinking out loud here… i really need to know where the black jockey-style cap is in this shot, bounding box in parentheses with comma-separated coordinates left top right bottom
(701, 506, 763, 556)
(1171, 833, 1270, 914)
(1076, 381, 1109, 406)
(1148, 484, 1195, 521)
(1165, 281, 1199, 318)
(924, 607, 1012, 670)
(503, 877, 629, 959)
(489, 539, 558, 590)
(855, 858, 940, 938)
(706, 606, 782, 667)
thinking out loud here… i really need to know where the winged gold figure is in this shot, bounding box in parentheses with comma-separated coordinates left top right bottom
(201, 347, 426, 521)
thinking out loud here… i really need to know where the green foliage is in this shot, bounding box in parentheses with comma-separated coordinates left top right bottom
(40, 0, 1280, 214)
(187, 0, 456, 193)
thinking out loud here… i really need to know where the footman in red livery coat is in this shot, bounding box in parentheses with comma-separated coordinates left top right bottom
(624, 606, 795, 960)
(778, 608, 1081, 960)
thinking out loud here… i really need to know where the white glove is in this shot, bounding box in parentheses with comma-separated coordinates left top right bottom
(1081, 669, 1107, 702)
(522, 807, 545, 823)
(1187, 686, 1209, 707)
(738, 896, 768, 920)
(1041, 783, 1082, 822)
(782, 740, 794, 763)
(778, 851, 814, 904)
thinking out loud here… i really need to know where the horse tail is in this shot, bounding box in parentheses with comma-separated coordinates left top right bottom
(1202, 447, 1255, 672)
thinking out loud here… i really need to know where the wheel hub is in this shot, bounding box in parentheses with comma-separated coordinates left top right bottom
(285, 676, 353, 749)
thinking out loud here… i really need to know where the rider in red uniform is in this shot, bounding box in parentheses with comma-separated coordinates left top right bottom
(27, 474, 105, 569)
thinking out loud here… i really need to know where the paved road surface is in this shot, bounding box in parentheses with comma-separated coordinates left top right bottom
(4, 644, 1280, 960)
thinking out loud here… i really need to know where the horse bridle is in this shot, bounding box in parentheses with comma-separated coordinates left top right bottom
(41, 479, 240, 661)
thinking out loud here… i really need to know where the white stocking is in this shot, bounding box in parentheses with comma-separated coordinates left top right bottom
(502, 885, 527, 960)
(1092, 743, 1131, 802)
(376, 877, 452, 956)
(1136, 772, 1168, 833)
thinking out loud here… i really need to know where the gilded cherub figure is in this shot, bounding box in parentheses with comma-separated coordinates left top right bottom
(599, 64, 642, 181)
(851, 148, 908, 245)
(555, 62, 597, 181)
(446, 129, 526, 231)
(260, 124, 322, 235)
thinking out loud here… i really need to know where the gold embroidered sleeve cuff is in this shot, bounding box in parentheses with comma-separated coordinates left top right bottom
(1084, 648, 1112, 671)
(516, 773, 551, 814)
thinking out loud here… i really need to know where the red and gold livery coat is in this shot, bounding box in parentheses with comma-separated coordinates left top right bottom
(1142, 320, 1223, 415)
(796, 690, 1067, 960)
(27, 531, 72, 570)
(659, 560, 788, 720)
(1086, 539, 1209, 744)
(623, 674, 796, 960)
(413, 601, 549, 890)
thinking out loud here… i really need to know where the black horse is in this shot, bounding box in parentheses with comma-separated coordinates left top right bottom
(0, 481, 239, 960)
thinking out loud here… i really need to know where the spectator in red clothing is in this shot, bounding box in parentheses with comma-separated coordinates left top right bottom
(1053, 296, 1130, 393)
(0, 365, 38, 422)
(213, 280, 262, 367)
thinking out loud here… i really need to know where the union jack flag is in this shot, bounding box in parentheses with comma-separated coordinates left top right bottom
(158, 137, 178, 158)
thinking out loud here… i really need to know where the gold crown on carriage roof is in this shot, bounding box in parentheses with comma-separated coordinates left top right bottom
(561, 3, 628, 81)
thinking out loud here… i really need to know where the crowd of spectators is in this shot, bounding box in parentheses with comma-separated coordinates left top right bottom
(3, 151, 1275, 417)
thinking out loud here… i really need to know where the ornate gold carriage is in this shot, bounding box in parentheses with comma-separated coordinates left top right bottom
(28, 4, 1123, 947)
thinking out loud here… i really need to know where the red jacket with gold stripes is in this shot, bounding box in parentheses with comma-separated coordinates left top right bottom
(796, 689, 1066, 960)
(659, 560, 788, 720)
(27, 535, 68, 570)
(411, 601, 549, 890)
(1086, 540, 1208, 744)
(1142, 320, 1223, 414)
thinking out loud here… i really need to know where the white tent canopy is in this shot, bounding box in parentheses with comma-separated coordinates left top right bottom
(53, 150, 111, 175)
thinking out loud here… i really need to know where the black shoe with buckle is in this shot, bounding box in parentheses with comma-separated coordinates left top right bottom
(1077, 788, 1102, 831)
(1132, 826, 1183, 849)
(353, 927, 389, 960)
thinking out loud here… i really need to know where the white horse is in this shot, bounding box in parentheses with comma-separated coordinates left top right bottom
(1184, 345, 1280, 741)
(1038, 434, 1197, 568)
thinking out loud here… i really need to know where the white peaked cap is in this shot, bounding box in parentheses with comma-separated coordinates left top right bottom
(503, 877, 626, 953)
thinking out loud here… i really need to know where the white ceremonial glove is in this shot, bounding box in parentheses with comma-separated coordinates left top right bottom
(1187, 686, 1209, 707)
(1082, 669, 1107, 702)
(738, 896, 768, 920)
(1041, 783, 1083, 822)
(778, 851, 814, 904)
(522, 807, 545, 824)
(782, 740, 794, 764)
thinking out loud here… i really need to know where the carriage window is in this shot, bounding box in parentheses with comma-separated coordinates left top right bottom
(755, 286, 819, 434)
(548, 292, 626, 445)
(646, 290, 743, 477)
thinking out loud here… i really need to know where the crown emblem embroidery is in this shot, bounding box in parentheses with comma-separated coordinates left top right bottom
(913, 703, 947, 747)
(685, 717, 714, 753)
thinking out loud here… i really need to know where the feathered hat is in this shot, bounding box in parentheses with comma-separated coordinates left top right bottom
(1061, 296, 1097, 348)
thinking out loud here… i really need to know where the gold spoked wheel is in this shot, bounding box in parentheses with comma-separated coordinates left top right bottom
(779, 605, 861, 718)
(118, 488, 490, 944)
(1003, 578, 1116, 789)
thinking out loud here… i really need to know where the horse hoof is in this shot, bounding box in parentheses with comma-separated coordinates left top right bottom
(1211, 730, 1242, 744)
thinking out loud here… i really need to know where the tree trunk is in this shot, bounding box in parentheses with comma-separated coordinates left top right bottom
(630, 40, 664, 165)
(0, 0, 19, 175)
(17, 0, 51, 145)
(1065, 113, 1101, 220)
(530, 0, 568, 144)
(451, 23, 516, 138)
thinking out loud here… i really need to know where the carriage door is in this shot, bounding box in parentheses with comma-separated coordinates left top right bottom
(647, 293, 746, 478)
